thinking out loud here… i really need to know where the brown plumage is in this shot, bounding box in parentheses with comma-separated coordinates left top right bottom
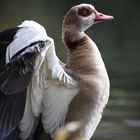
(61, 3, 113, 139)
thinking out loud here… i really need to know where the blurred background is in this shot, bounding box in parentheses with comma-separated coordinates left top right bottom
(0, 0, 140, 139)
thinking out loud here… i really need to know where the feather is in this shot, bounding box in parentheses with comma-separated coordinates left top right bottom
(0, 20, 79, 140)
(6, 20, 48, 63)
(0, 89, 26, 139)
(41, 84, 79, 136)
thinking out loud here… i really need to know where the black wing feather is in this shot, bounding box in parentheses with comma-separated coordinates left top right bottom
(0, 27, 20, 42)
(0, 27, 46, 140)
(0, 47, 36, 95)
(0, 90, 26, 140)
(0, 32, 44, 95)
(0, 27, 20, 72)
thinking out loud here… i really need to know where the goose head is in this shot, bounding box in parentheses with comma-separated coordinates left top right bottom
(63, 3, 113, 32)
(62, 4, 113, 47)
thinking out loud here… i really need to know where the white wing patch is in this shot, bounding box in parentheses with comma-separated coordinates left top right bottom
(41, 83, 79, 136)
(15, 20, 79, 139)
(6, 20, 48, 63)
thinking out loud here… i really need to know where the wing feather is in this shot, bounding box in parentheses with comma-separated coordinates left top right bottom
(41, 84, 79, 136)
(6, 20, 48, 63)
(23, 26, 80, 137)
(0, 90, 26, 139)
(1, 20, 79, 139)
(0, 21, 50, 140)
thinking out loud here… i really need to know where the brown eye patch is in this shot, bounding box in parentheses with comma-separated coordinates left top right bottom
(78, 7, 94, 17)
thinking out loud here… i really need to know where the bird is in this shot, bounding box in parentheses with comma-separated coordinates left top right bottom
(0, 3, 113, 140)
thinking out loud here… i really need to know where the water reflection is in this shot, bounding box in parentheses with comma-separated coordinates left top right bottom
(94, 90, 140, 140)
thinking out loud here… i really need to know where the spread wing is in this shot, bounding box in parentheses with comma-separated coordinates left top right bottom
(0, 47, 37, 140)
(0, 21, 49, 140)
(0, 20, 79, 139)
(16, 21, 80, 138)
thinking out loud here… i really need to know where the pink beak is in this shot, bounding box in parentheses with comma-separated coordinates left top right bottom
(94, 11, 114, 23)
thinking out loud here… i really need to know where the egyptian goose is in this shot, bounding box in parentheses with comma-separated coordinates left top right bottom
(0, 3, 113, 140)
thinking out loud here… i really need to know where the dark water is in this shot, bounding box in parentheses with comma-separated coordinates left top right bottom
(94, 90, 140, 140)
(0, 0, 140, 139)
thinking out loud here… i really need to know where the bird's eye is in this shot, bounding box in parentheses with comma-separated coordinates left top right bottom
(78, 7, 93, 17)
